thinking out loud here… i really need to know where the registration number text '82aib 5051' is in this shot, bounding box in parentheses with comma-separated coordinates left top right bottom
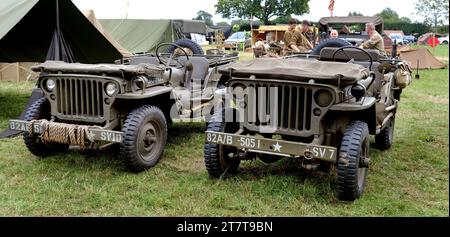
(206, 132, 261, 149)
(205, 131, 337, 162)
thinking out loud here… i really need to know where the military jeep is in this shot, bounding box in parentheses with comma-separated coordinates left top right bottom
(204, 45, 411, 201)
(9, 41, 238, 172)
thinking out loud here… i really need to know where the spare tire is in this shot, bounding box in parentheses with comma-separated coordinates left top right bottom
(167, 39, 204, 55)
(311, 38, 352, 56)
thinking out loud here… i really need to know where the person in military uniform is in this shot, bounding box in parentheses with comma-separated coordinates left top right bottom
(360, 23, 385, 53)
(283, 18, 312, 53)
(300, 20, 316, 46)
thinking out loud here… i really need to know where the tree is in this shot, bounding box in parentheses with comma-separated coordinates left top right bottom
(377, 8, 400, 22)
(348, 11, 363, 16)
(399, 17, 412, 23)
(271, 15, 293, 24)
(193, 10, 214, 26)
(415, 0, 449, 29)
(215, 0, 310, 25)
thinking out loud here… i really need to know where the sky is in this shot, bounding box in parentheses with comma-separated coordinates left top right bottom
(72, 0, 422, 23)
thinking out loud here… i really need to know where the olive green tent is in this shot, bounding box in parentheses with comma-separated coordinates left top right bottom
(0, 0, 123, 63)
(99, 19, 181, 54)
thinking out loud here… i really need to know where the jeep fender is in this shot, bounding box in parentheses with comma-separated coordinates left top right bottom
(329, 97, 377, 135)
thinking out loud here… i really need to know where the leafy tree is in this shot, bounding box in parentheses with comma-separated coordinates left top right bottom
(193, 10, 214, 26)
(399, 17, 412, 23)
(271, 15, 293, 24)
(231, 19, 262, 31)
(377, 8, 400, 22)
(415, 0, 449, 29)
(215, 0, 310, 25)
(348, 11, 363, 16)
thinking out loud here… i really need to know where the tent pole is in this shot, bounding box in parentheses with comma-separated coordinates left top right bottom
(55, 0, 60, 60)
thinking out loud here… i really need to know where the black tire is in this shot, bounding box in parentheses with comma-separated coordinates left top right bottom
(167, 39, 204, 55)
(337, 120, 370, 201)
(375, 117, 395, 151)
(311, 38, 352, 56)
(204, 109, 240, 178)
(23, 98, 68, 157)
(120, 105, 167, 173)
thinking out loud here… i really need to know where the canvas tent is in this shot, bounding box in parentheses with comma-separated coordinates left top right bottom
(0, 0, 123, 63)
(173, 20, 207, 36)
(83, 10, 132, 58)
(99, 19, 180, 54)
(399, 47, 446, 69)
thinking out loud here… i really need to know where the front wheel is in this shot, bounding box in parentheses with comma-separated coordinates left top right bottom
(23, 98, 68, 157)
(337, 120, 370, 201)
(120, 105, 167, 173)
(204, 109, 240, 178)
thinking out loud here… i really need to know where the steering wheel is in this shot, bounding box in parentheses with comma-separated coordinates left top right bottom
(155, 43, 190, 68)
(331, 46, 373, 71)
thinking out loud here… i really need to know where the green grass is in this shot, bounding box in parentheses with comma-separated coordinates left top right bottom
(0, 52, 448, 216)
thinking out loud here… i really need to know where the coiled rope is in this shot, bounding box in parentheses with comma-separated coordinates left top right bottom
(28, 120, 95, 148)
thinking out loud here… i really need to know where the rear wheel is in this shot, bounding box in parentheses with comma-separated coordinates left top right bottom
(120, 105, 167, 172)
(337, 120, 370, 201)
(23, 98, 68, 158)
(375, 117, 395, 151)
(204, 109, 240, 178)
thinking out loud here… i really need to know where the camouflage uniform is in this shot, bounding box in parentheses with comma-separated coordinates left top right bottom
(361, 31, 385, 53)
(284, 30, 311, 53)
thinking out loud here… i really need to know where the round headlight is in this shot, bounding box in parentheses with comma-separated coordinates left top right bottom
(105, 83, 117, 96)
(314, 90, 333, 107)
(46, 79, 56, 91)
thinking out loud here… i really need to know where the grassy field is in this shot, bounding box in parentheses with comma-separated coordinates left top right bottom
(0, 46, 448, 216)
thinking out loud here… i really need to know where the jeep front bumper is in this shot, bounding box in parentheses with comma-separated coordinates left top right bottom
(205, 131, 337, 163)
(9, 119, 123, 143)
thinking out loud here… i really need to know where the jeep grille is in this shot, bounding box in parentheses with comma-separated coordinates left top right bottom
(229, 80, 335, 137)
(42, 76, 113, 124)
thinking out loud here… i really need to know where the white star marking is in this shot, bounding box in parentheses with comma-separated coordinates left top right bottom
(273, 142, 282, 152)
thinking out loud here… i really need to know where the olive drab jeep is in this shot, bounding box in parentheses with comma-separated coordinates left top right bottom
(204, 45, 411, 201)
(9, 39, 238, 172)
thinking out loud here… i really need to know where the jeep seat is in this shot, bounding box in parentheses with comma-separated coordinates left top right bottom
(177, 56, 210, 87)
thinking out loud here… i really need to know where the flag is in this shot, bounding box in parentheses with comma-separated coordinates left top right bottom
(329, 0, 335, 16)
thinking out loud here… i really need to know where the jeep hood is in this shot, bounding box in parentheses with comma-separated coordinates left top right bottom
(32, 61, 165, 79)
(218, 58, 371, 86)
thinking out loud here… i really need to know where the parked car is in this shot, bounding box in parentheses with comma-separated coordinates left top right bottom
(8, 39, 239, 172)
(438, 35, 449, 45)
(224, 31, 252, 49)
(389, 33, 404, 45)
(204, 45, 412, 201)
(403, 35, 416, 44)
